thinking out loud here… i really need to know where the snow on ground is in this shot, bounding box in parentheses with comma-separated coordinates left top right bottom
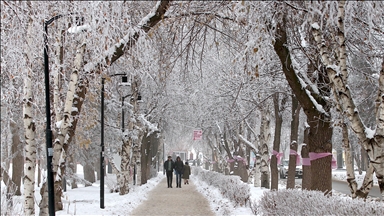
(1, 165, 380, 215)
(332, 168, 379, 185)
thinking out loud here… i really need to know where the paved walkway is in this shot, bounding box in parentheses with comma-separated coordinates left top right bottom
(130, 175, 215, 216)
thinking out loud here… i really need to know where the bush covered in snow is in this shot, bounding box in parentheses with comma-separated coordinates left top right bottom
(192, 167, 250, 207)
(258, 189, 384, 215)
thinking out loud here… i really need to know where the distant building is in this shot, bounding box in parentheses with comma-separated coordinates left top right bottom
(171, 151, 187, 161)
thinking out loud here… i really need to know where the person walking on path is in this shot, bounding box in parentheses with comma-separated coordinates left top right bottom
(182, 161, 191, 185)
(163, 156, 175, 188)
(174, 156, 184, 188)
(130, 176, 215, 216)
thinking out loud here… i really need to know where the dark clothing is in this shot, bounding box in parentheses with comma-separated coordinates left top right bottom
(174, 160, 184, 173)
(182, 164, 191, 180)
(166, 171, 173, 188)
(164, 159, 175, 188)
(174, 159, 184, 187)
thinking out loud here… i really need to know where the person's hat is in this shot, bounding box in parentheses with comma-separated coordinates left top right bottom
(168, 156, 172, 159)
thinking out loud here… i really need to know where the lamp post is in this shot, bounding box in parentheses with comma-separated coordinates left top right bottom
(100, 78, 105, 209)
(44, 14, 68, 216)
(163, 141, 165, 175)
(100, 74, 127, 208)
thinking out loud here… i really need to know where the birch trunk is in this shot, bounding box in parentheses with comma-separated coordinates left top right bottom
(23, 71, 36, 215)
(42, 44, 86, 212)
(39, 182, 48, 216)
(23, 16, 36, 215)
(119, 136, 131, 194)
(52, 44, 86, 175)
(356, 163, 375, 198)
(131, 75, 143, 186)
(341, 121, 358, 198)
(46, 0, 171, 200)
(260, 106, 271, 189)
(312, 1, 383, 197)
(254, 154, 261, 187)
(53, 30, 64, 125)
(133, 137, 143, 186)
(0, 166, 17, 215)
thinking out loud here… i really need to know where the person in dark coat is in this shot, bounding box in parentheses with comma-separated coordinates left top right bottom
(174, 156, 184, 188)
(163, 156, 175, 188)
(182, 161, 191, 185)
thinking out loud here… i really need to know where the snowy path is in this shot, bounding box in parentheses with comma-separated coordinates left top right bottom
(130, 176, 215, 216)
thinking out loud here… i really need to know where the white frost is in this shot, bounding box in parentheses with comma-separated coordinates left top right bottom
(365, 127, 375, 139)
(68, 24, 91, 34)
(311, 22, 320, 30)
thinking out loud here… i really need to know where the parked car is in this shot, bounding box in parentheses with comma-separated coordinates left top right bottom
(279, 160, 302, 179)
(187, 159, 196, 166)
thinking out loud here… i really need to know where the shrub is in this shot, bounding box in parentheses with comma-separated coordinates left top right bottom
(258, 189, 384, 215)
(193, 167, 250, 207)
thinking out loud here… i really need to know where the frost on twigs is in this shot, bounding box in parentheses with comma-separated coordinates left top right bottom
(259, 189, 384, 215)
(311, 22, 320, 30)
(192, 166, 250, 207)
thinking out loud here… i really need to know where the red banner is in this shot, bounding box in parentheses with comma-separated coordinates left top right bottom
(193, 130, 202, 140)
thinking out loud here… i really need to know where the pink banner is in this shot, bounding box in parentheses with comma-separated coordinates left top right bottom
(308, 152, 337, 168)
(309, 152, 332, 160)
(289, 149, 301, 165)
(302, 158, 311, 166)
(227, 156, 246, 164)
(227, 159, 235, 163)
(235, 155, 246, 161)
(331, 157, 337, 169)
(272, 150, 283, 165)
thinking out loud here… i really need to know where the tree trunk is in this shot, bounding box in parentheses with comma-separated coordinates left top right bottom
(141, 131, 149, 184)
(10, 120, 23, 196)
(274, 17, 333, 193)
(254, 154, 261, 187)
(23, 72, 37, 215)
(301, 128, 311, 190)
(119, 136, 131, 194)
(260, 107, 271, 189)
(341, 121, 358, 198)
(271, 93, 282, 190)
(307, 116, 333, 192)
(336, 148, 343, 169)
(130, 75, 143, 186)
(54, 180, 63, 210)
(37, 160, 41, 187)
(1, 166, 16, 214)
(313, 1, 383, 196)
(67, 147, 78, 189)
(39, 182, 48, 216)
(287, 95, 300, 189)
(83, 162, 95, 184)
(356, 164, 375, 198)
(150, 131, 159, 178)
(360, 148, 368, 171)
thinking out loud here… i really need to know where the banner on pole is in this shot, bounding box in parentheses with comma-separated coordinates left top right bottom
(193, 130, 202, 140)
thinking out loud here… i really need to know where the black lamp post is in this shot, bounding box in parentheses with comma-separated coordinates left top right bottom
(100, 78, 105, 209)
(163, 141, 165, 175)
(44, 14, 67, 216)
(100, 74, 127, 209)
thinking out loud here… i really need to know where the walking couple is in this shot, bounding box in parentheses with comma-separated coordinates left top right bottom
(163, 156, 191, 188)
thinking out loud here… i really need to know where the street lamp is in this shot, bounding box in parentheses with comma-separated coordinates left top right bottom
(44, 13, 87, 214)
(44, 14, 69, 216)
(100, 74, 128, 209)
